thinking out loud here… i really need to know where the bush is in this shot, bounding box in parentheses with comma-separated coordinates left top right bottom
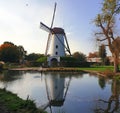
(26, 61, 41, 67)
(60, 56, 90, 67)
(37, 56, 47, 63)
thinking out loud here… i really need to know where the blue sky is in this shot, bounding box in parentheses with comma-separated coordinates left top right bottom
(0, 0, 102, 55)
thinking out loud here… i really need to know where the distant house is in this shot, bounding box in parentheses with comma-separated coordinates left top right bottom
(87, 52, 101, 63)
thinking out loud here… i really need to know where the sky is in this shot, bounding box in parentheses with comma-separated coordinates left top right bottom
(0, 0, 102, 55)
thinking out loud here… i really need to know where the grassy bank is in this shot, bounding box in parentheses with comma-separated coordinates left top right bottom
(78, 66, 114, 72)
(0, 88, 47, 113)
(9, 66, 113, 71)
(9, 65, 120, 77)
(78, 66, 120, 77)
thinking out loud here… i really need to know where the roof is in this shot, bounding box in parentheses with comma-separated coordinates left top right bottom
(52, 27, 65, 34)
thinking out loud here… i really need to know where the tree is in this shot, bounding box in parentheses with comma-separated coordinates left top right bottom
(88, 52, 99, 58)
(26, 53, 44, 61)
(99, 44, 107, 65)
(94, 0, 120, 72)
(72, 52, 86, 62)
(17, 45, 27, 64)
(0, 42, 20, 62)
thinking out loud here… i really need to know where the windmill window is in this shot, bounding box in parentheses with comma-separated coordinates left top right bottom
(56, 45, 58, 49)
(56, 52, 58, 55)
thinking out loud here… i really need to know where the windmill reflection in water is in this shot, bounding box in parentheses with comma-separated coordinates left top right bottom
(40, 73, 71, 113)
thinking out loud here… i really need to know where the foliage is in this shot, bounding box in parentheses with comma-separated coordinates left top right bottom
(0, 42, 19, 62)
(72, 52, 87, 62)
(88, 52, 99, 58)
(0, 42, 27, 63)
(26, 53, 43, 61)
(25, 56, 47, 67)
(94, 0, 120, 72)
(17, 45, 27, 63)
(104, 57, 110, 65)
(60, 56, 90, 67)
(61, 56, 77, 62)
(99, 44, 107, 65)
(37, 56, 47, 63)
(114, 75, 120, 80)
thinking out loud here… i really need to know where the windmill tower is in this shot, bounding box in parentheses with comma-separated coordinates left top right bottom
(40, 3, 71, 66)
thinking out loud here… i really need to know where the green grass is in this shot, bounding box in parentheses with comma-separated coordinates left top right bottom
(0, 88, 47, 113)
(77, 66, 114, 72)
(77, 66, 120, 77)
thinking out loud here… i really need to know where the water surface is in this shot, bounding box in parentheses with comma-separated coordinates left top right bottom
(0, 70, 120, 113)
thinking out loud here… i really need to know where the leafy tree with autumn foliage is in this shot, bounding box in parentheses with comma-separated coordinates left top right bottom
(0, 42, 26, 63)
(94, 0, 120, 72)
(88, 52, 99, 58)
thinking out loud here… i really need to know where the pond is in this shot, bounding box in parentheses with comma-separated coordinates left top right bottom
(0, 70, 120, 113)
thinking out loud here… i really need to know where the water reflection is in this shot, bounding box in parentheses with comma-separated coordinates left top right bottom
(0, 71, 120, 113)
(0, 70, 24, 89)
(0, 70, 23, 82)
(95, 78, 120, 113)
(98, 76, 106, 89)
(41, 72, 72, 113)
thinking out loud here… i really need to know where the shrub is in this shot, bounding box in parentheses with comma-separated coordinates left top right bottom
(60, 56, 90, 67)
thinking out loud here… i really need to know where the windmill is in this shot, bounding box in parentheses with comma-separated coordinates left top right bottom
(40, 2, 71, 66)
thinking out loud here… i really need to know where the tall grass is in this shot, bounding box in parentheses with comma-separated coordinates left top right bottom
(0, 88, 47, 113)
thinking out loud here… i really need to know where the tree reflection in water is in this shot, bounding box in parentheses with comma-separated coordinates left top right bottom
(95, 77, 120, 113)
(0, 70, 24, 82)
(0, 70, 24, 89)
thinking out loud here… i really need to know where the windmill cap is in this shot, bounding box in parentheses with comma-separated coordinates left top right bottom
(52, 27, 65, 34)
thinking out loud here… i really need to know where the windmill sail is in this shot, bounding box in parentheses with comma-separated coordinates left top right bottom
(45, 2, 57, 55)
(64, 34, 71, 55)
(40, 22, 51, 33)
(40, 2, 71, 58)
(50, 2, 57, 28)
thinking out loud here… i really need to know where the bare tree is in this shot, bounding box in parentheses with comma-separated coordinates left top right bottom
(94, 0, 120, 72)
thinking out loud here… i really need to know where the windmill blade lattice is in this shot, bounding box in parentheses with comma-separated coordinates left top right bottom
(45, 2, 57, 56)
(64, 33, 71, 55)
(40, 22, 51, 33)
